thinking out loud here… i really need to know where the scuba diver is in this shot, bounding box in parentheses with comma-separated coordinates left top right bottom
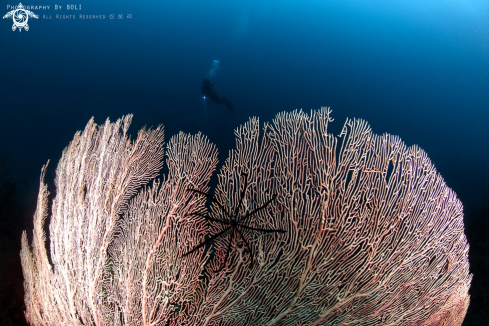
(201, 78, 234, 111)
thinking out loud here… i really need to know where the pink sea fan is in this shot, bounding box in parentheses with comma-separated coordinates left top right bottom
(21, 108, 471, 325)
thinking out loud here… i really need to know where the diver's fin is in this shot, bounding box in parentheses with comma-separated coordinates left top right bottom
(223, 98, 234, 111)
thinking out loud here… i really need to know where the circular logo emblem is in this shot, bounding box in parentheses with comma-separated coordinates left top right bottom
(13, 9, 28, 29)
(3, 3, 39, 32)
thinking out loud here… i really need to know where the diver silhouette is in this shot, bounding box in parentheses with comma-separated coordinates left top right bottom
(201, 78, 234, 111)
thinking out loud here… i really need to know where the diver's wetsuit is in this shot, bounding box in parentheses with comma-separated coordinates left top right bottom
(202, 78, 234, 111)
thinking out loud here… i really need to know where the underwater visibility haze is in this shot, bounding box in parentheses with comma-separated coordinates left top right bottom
(0, 0, 488, 325)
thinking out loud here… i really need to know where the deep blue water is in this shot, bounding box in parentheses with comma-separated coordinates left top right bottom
(1, 0, 488, 215)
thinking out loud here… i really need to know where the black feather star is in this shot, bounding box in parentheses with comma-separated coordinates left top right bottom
(182, 173, 285, 272)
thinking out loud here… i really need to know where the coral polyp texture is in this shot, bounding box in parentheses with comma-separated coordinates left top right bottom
(20, 108, 471, 325)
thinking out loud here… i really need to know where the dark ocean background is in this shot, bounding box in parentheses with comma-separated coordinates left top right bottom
(1, 0, 488, 324)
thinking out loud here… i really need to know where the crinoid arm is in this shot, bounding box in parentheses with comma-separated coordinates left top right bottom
(182, 173, 285, 272)
(181, 226, 231, 257)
